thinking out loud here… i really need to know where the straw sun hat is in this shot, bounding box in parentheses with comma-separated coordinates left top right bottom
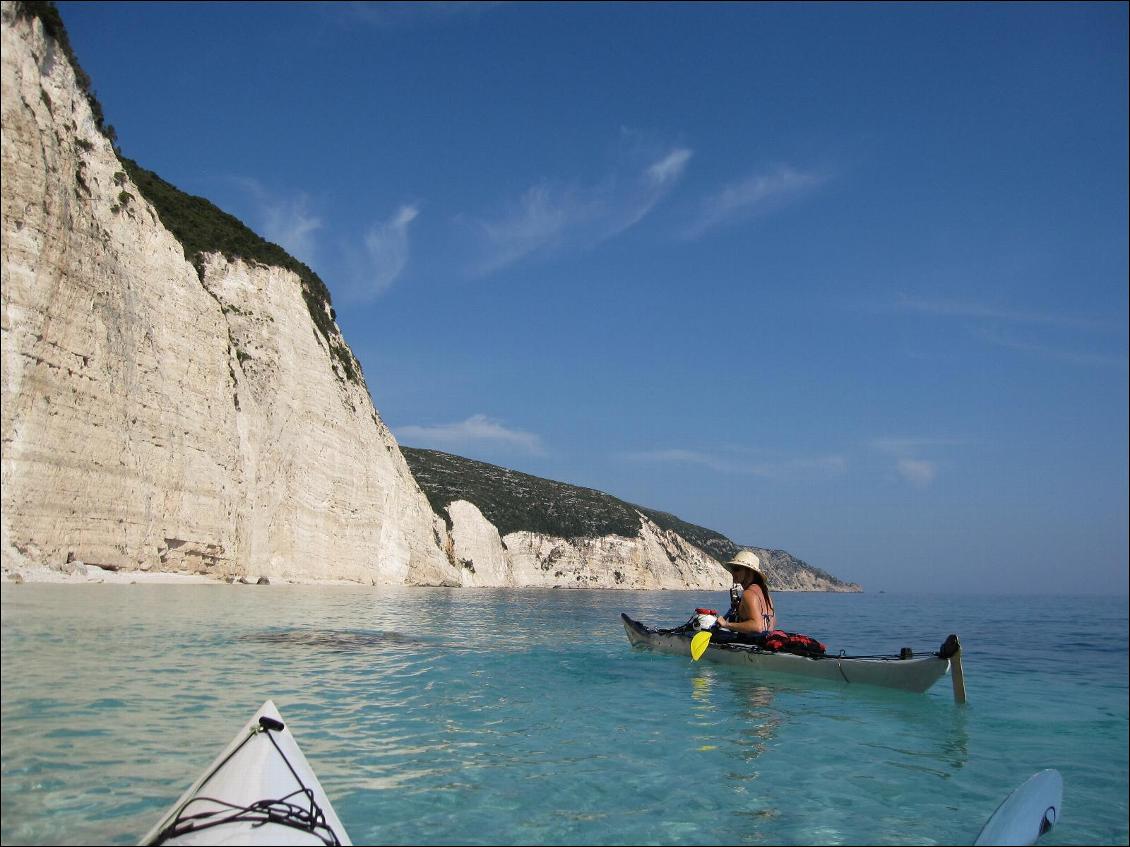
(721, 550, 766, 582)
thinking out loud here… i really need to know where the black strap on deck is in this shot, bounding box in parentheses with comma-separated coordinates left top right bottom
(148, 715, 343, 846)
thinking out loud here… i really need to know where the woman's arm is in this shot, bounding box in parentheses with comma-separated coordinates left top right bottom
(719, 616, 765, 634)
(718, 590, 767, 633)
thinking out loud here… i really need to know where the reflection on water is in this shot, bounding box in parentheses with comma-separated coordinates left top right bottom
(688, 671, 783, 776)
(858, 701, 971, 777)
(737, 684, 782, 759)
(687, 674, 785, 843)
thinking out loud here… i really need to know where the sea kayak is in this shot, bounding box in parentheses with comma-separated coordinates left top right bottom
(974, 769, 1063, 846)
(622, 613, 957, 696)
(138, 700, 351, 846)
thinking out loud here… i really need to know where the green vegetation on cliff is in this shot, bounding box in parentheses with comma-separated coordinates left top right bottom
(401, 447, 860, 590)
(16, 2, 359, 385)
(403, 447, 643, 539)
(14, 1, 116, 146)
(631, 508, 849, 588)
(117, 158, 358, 384)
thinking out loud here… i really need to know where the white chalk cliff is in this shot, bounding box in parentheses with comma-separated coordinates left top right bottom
(447, 500, 729, 589)
(404, 447, 862, 592)
(0, 5, 457, 585)
(0, 6, 856, 593)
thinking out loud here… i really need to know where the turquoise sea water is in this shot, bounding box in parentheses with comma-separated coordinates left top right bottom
(1, 586, 1127, 846)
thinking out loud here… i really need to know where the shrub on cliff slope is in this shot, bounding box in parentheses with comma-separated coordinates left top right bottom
(14, 1, 116, 146)
(16, 2, 359, 385)
(401, 447, 859, 590)
(403, 447, 643, 539)
(117, 158, 359, 384)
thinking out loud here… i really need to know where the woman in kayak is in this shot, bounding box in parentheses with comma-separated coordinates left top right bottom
(716, 550, 777, 636)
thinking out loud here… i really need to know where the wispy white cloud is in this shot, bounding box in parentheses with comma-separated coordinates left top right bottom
(464, 145, 693, 275)
(648, 148, 694, 186)
(870, 437, 966, 454)
(787, 455, 850, 475)
(620, 449, 759, 475)
(889, 294, 1127, 369)
(892, 295, 1111, 332)
(612, 147, 693, 234)
(895, 458, 937, 487)
(234, 178, 422, 300)
(473, 183, 582, 274)
(396, 414, 545, 455)
(238, 179, 323, 266)
(684, 165, 825, 239)
(346, 2, 504, 28)
(973, 326, 1129, 370)
(872, 436, 957, 487)
(619, 448, 847, 478)
(360, 204, 420, 297)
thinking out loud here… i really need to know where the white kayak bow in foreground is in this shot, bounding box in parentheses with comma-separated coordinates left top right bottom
(139, 700, 351, 846)
(973, 769, 1063, 846)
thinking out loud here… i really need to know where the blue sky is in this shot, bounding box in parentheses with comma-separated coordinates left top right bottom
(57, 2, 1128, 593)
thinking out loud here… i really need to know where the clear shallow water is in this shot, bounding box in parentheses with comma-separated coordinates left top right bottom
(1, 586, 1126, 846)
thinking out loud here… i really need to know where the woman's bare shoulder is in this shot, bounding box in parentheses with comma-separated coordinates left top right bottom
(740, 588, 764, 608)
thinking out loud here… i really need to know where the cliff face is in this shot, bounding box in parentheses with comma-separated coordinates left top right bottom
(446, 499, 728, 589)
(0, 5, 458, 585)
(744, 548, 861, 592)
(0, 5, 860, 593)
(404, 448, 862, 592)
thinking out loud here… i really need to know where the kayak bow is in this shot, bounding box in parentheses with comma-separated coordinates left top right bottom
(138, 700, 351, 846)
(973, 769, 1063, 846)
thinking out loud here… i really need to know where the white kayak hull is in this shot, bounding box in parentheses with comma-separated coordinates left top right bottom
(139, 700, 351, 846)
(622, 614, 950, 694)
(974, 769, 1063, 846)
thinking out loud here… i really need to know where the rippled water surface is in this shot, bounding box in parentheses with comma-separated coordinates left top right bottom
(2, 586, 1127, 845)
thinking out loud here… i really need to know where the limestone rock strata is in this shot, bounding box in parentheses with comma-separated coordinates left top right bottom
(446, 500, 729, 589)
(0, 6, 458, 585)
(442, 499, 861, 591)
(744, 547, 862, 592)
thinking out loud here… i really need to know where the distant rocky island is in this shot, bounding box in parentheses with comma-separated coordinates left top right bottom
(0, 3, 858, 592)
(402, 448, 861, 592)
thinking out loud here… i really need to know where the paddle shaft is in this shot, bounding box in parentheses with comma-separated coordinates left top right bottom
(951, 645, 967, 704)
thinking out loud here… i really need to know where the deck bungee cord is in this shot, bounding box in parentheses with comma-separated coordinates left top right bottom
(146, 714, 345, 847)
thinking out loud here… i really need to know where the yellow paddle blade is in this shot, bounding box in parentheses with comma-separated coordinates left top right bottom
(690, 630, 712, 661)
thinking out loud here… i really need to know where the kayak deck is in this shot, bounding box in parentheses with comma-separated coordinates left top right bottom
(139, 700, 351, 846)
(974, 769, 1063, 846)
(622, 614, 951, 694)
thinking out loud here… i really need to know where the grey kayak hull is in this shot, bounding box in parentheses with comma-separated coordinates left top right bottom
(622, 614, 950, 694)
